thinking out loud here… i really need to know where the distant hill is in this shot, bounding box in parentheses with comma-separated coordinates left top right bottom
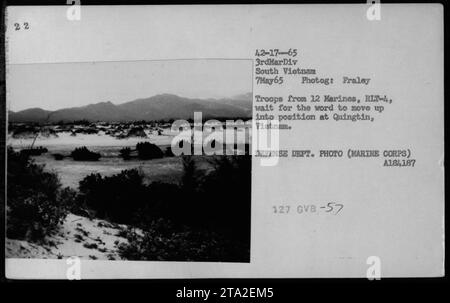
(9, 93, 253, 123)
(8, 108, 52, 123)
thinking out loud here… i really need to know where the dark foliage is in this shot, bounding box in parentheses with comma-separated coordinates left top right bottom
(71, 146, 101, 161)
(73, 119, 91, 126)
(136, 142, 163, 160)
(10, 124, 40, 137)
(117, 155, 251, 262)
(20, 146, 48, 156)
(117, 218, 249, 262)
(73, 127, 98, 135)
(75, 154, 251, 262)
(6, 147, 69, 241)
(127, 126, 147, 138)
(53, 153, 65, 160)
(119, 147, 132, 160)
(164, 146, 174, 157)
(78, 169, 148, 224)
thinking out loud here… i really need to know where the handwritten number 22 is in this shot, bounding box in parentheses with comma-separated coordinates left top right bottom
(14, 22, 29, 31)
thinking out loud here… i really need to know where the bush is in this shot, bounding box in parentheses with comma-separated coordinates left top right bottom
(6, 147, 69, 241)
(117, 218, 249, 262)
(136, 142, 163, 160)
(174, 139, 194, 155)
(59, 187, 86, 216)
(135, 181, 182, 224)
(78, 169, 149, 224)
(71, 146, 101, 161)
(76, 154, 251, 262)
(172, 155, 251, 242)
(11, 124, 40, 138)
(127, 126, 147, 138)
(83, 242, 98, 249)
(199, 155, 251, 243)
(20, 146, 48, 156)
(116, 155, 251, 262)
(53, 153, 65, 160)
(164, 146, 174, 157)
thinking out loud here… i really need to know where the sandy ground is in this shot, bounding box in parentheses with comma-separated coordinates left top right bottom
(8, 129, 250, 150)
(8, 130, 175, 149)
(6, 213, 132, 260)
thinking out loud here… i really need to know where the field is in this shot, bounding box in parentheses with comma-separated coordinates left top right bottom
(32, 149, 185, 188)
(8, 125, 250, 188)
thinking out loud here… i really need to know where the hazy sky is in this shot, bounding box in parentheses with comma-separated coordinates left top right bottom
(7, 59, 252, 111)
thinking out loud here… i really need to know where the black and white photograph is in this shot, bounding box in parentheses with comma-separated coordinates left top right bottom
(5, 59, 252, 262)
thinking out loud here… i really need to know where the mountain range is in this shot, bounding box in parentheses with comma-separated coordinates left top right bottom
(8, 93, 253, 123)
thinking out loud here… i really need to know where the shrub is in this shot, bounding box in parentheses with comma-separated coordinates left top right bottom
(177, 155, 251, 242)
(83, 242, 98, 249)
(71, 146, 101, 161)
(136, 142, 163, 160)
(180, 155, 197, 196)
(119, 147, 132, 160)
(135, 181, 182, 224)
(20, 146, 48, 156)
(75, 154, 251, 262)
(164, 146, 174, 157)
(117, 218, 249, 262)
(59, 187, 86, 216)
(73, 119, 90, 126)
(6, 147, 69, 241)
(53, 153, 65, 160)
(78, 169, 149, 224)
(11, 124, 40, 138)
(127, 126, 147, 138)
(199, 155, 251, 243)
(73, 127, 98, 134)
(116, 155, 251, 262)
